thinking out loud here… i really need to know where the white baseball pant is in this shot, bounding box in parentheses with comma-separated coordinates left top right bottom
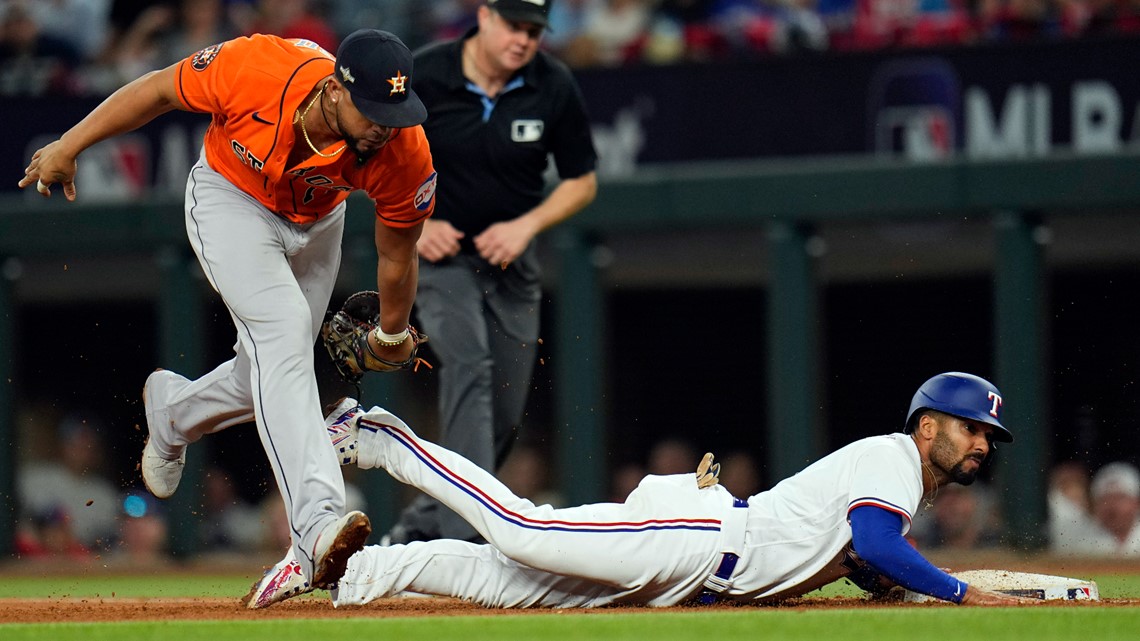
(335, 407, 741, 608)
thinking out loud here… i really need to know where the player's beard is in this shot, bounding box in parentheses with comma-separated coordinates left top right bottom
(930, 428, 984, 486)
(335, 102, 389, 165)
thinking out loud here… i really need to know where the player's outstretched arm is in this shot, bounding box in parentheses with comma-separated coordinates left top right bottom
(19, 64, 182, 200)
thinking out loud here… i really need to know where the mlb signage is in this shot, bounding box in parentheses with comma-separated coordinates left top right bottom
(574, 38, 1140, 167)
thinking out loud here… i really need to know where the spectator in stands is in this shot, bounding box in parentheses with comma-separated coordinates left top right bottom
(428, 0, 482, 41)
(543, 0, 594, 61)
(104, 1, 174, 84)
(330, 0, 421, 47)
(1053, 461, 1140, 556)
(707, 0, 783, 55)
(850, 0, 973, 50)
(656, 0, 728, 61)
(23, 0, 111, 61)
(648, 437, 699, 474)
(1047, 460, 1094, 551)
(978, 0, 1065, 41)
(198, 466, 263, 552)
(0, 2, 83, 95)
(111, 489, 172, 567)
(13, 505, 92, 560)
(159, 0, 238, 63)
(718, 449, 763, 498)
(579, 0, 654, 66)
(17, 413, 121, 551)
(242, 0, 337, 51)
(911, 482, 1003, 549)
(1077, 0, 1140, 34)
(101, 0, 171, 61)
(497, 442, 566, 508)
(94, 0, 235, 89)
(609, 461, 646, 502)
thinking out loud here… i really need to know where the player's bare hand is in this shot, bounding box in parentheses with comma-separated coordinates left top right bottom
(474, 218, 536, 269)
(19, 141, 79, 201)
(959, 585, 1042, 606)
(417, 219, 464, 263)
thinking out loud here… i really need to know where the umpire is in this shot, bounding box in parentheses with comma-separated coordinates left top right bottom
(387, 0, 598, 544)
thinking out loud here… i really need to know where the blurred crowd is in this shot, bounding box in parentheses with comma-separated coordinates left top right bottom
(11, 406, 370, 567)
(3, 0, 1140, 97)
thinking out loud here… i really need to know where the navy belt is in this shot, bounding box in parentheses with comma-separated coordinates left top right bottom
(697, 497, 748, 604)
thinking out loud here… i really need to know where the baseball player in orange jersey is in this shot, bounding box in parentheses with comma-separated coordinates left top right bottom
(18, 30, 436, 592)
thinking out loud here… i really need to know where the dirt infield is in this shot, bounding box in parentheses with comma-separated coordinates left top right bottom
(3, 595, 1138, 624)
(3, 554, 1138, 624)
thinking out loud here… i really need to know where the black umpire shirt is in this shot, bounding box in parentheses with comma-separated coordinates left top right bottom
(411, 29, 598, 248)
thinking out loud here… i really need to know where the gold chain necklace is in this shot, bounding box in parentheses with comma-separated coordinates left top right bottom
(295, 88, 345, 158)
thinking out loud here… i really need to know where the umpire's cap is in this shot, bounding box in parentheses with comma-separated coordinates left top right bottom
(487, 0, 552, 27)
(335, 30, 427, 128)
(905, 372, 1013, 443)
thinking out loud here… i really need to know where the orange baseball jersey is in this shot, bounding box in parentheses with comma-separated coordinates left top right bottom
(173, 34, 436, 226)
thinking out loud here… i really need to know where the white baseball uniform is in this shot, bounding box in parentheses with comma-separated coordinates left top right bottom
(334, 408, 925, 607)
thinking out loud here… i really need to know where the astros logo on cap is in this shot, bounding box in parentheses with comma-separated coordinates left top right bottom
(340, 66, 356, 84)
(388, 71, 408, 96)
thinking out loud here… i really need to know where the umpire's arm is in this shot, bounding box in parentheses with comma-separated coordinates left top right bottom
(472, 171, 597, 268)
(19, 65, 182, 200)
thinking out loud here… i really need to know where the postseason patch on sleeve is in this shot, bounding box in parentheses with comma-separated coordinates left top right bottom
(414, 171, 437, 211)
(191, 43, 224, 71)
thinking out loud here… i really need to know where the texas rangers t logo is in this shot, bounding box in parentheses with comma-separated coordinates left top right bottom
(388, 71, 408, 95)
(988, 391, 1003, 418)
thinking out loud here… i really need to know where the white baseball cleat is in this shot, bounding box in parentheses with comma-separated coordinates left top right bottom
(243, 548, 312, 609)
(325, 397, 363, 466)
(312, 510, 372, 588)
(140, 370, 185, 499)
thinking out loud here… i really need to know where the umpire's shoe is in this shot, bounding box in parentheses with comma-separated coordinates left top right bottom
(141, 369, 186, 499)
(325, 397, 363, 466)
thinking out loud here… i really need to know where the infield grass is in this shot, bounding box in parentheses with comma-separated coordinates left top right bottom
(4, 608, 1140, 641)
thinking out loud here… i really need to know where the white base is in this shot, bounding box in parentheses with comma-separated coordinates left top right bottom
(903, 569, 1099, 602)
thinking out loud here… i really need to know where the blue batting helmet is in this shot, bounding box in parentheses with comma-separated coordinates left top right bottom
(905, 372, 1012, 443)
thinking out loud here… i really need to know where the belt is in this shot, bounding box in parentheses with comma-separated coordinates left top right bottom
(697, 497, 748, 604)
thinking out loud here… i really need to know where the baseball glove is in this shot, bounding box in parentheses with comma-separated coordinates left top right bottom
(321, 290, 428, 384)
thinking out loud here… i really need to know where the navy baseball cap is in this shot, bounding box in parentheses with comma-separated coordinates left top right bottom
(335, 29, 427, 128)
(487, 0, 551, 27)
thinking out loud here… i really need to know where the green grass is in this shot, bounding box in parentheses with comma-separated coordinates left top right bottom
(0, 575, 253, 599)
(4, 608, 1140, 641)
(2, 573, 1138, 641)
